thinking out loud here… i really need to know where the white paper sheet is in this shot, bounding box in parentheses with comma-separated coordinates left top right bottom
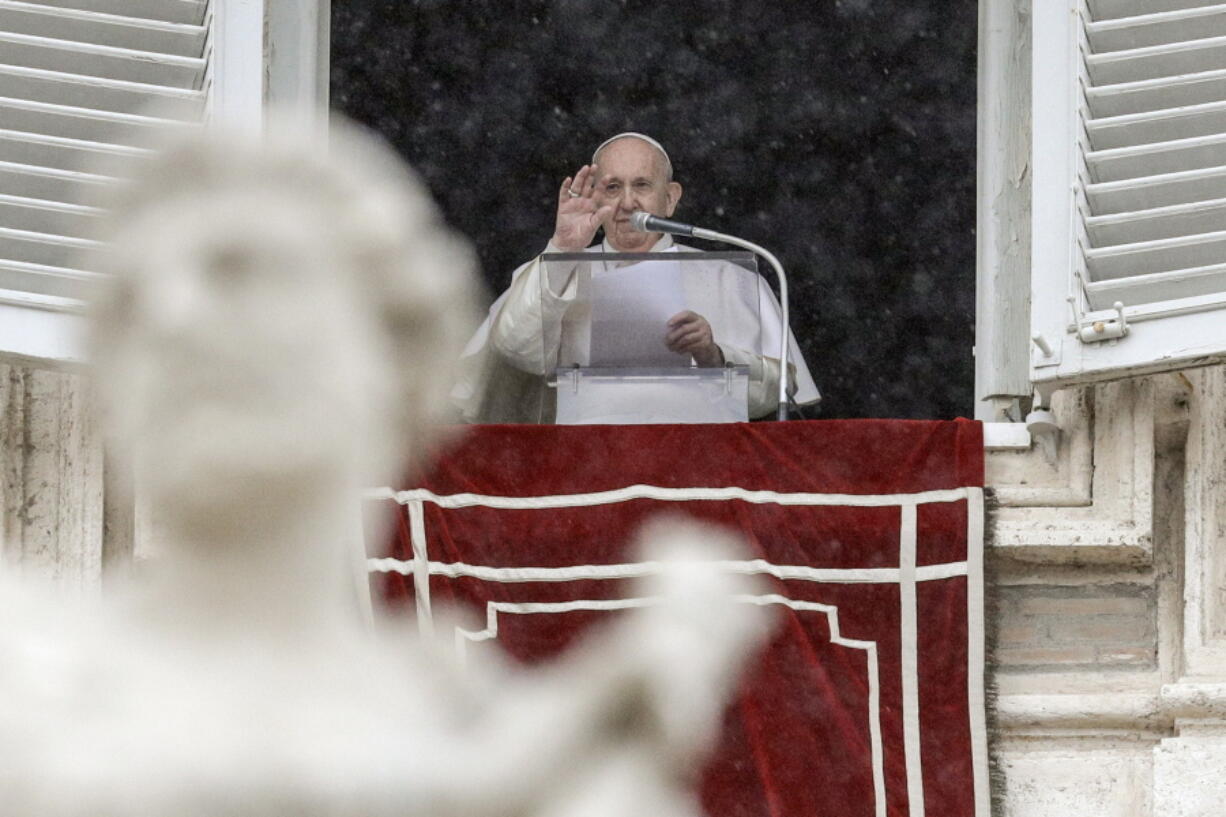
(589, 259, 691, 367)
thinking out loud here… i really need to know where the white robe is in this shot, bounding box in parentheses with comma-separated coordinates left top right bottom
(451, 235, 819, 423)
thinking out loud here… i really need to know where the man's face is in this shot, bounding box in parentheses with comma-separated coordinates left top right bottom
(593, 138, 682, 252)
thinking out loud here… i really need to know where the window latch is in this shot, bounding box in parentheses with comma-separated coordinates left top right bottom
(1077, 301, 1128, 344)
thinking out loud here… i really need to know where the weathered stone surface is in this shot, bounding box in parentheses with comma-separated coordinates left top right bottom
(988, 368, 1226, 816)
(999, 745, 1153, 817)
(0, 363, 103, 591)
(995, 584, 1157, 672)
(1153, 739, 1226, 817)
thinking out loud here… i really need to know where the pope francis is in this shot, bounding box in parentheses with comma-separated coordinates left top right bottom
(452, 132, 819, 423)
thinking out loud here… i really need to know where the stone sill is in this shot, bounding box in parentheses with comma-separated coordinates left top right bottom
(984, 422, 1031, 451)
(998, 684, 1226, 739)
(998, 692, 1168, 736)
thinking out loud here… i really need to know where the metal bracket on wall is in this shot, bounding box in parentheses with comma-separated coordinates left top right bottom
(1032, 332, 1062, 368)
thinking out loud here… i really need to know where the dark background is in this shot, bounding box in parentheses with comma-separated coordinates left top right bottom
(330, 0, 977, 419)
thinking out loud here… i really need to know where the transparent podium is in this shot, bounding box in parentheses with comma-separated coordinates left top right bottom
(538, 250, 767, 425)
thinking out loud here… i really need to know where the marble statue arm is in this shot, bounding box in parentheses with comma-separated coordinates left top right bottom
(421, 522, 772, 817)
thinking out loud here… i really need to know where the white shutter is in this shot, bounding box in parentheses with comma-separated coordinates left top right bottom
(1031, 0, 1226, 392)
(0, 0, 207, 366)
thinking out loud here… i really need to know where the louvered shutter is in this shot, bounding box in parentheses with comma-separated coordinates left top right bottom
(0, 0, 326, 367)
(1031, 0, 1226, 392)
(0, 0, 207, 365)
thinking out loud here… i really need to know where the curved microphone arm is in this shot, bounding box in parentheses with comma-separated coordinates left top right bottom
(628, 212, 793, 421)
(691, 227, 791, 422)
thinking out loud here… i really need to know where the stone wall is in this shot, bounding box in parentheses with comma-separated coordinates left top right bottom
(0, 363, 106, 590)
(994, 583, 1158, 672)
(990, 365, 1226, 817)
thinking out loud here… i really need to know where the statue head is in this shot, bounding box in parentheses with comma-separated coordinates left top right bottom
(91, 118, 477, 549)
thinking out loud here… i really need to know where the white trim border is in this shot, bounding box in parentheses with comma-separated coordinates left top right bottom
(899, 504, 925, 817)
(367, 483, 988, 817)
(368, 558, 969, 585)
(366, 484, 974, 510)
(458, 593, 887, 817)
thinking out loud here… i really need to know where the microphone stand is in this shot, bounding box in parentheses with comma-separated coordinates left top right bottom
(689, 227, 792, 422)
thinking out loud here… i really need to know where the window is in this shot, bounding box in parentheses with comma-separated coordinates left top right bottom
(1030, 0, 1226, 394)
(0, 0, 208, 365)
(0, 0, 327, 367)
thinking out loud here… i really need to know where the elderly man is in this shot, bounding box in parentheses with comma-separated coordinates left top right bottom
(453, 133, 819, 423)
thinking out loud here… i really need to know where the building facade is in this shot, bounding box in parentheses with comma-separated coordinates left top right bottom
(4, 1, 1226, 815)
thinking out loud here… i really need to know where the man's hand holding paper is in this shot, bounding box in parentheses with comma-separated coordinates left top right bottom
(589, 258, 692, 367)
(665, 310, 723, 367)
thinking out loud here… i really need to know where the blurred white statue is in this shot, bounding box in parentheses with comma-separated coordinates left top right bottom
(0, 119, 771, 817)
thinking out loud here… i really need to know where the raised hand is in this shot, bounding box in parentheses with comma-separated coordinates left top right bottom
(666, 311, 724, 367)
(550, 164, 615, 251)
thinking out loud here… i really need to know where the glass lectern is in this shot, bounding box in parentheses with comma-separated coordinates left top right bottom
(537, 250, 768, 424)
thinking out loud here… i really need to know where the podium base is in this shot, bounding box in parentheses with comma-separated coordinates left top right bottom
(550, 366, 750, 425)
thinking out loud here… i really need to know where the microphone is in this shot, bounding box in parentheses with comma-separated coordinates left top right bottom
(626, 210, 796, 421)
(629, 211, 697, 237)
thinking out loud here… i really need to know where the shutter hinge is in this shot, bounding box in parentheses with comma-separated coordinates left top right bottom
(1077, 301, 1129, 344)
(1031, 332, 1061, 367)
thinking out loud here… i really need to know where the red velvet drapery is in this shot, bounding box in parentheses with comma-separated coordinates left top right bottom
(373, 420, 986, 817)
